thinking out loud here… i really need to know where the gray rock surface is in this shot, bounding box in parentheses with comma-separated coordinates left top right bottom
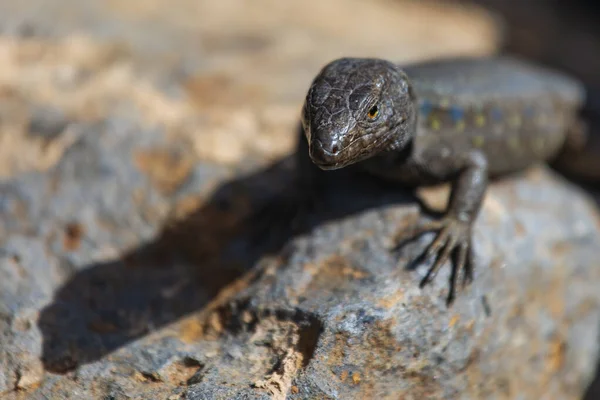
(1, 1, 600, 399)
(2, 118, 600, 399)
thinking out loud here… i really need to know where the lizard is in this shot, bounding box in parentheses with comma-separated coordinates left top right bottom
(266, 56, 595, 305)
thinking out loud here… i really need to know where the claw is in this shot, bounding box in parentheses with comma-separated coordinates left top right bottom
(447, 243, 468, 305)
(391, 215, 474, 304)
(420, 233, 456, 287)
(455, 242, 468, 290)
(462, 242, 474, 287)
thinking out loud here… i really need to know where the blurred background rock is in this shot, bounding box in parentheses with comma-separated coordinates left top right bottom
(0, 0, 500, 178)
(0, 0, 598, 399)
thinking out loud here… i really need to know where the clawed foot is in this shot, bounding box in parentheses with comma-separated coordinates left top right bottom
(391, 216, 474, 305)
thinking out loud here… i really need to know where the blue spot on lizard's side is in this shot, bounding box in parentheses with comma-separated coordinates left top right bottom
(420, 100, 433, 118)
(490, 107, 503, 122)
(450, 106, 464, 123)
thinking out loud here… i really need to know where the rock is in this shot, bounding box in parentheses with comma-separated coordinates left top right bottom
(0, 0, 500, 177)
(2, 0, 599, 399)
(26, 105, 69, 141)
(4, 130, 600, 399)
(180, 166, 600, 400)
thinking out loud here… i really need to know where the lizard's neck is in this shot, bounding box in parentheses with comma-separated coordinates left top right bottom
(383, 85, 418, 153)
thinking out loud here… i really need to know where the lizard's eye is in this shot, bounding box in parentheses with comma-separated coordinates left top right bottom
(367, 105, 379, 120)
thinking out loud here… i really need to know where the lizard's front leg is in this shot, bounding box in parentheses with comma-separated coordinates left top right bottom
(393, 151, 488, 305)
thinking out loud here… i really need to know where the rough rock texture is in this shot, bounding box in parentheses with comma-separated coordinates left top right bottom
(1, 0, 600, 399)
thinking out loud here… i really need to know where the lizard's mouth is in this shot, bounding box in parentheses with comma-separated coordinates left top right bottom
(309, 140, 354, 170)
(313, 160, 346, 170)
(310, 131, 391, 170)
(311, 157, 347, 171)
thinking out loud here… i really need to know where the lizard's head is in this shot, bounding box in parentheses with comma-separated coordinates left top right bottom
(302, 57, 416, 170)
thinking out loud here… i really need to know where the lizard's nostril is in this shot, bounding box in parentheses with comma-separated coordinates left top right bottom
(331, 145, 339, 154)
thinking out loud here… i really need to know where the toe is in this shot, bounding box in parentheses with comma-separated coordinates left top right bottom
(420, 233, 456, 287)
(455, 240, 474, 287)
(447, 252, 459, 306)
(463, 243, 475, 286)
(391, 219, 442, 250)
(425, 225, 450, 259)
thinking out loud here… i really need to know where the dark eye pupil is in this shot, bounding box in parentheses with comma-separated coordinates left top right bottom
(368, 105, 379, 118)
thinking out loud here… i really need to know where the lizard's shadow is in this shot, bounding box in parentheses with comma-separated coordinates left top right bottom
(37, 134, 418, 374)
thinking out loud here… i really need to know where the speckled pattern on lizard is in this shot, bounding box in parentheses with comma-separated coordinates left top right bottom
(293, 56, 593, 305)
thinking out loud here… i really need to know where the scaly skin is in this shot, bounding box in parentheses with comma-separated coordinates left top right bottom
(299, 56, 587, 305)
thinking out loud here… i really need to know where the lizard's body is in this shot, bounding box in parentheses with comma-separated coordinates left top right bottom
(289, 56, 592, 304)
(363, 57, 584, 184)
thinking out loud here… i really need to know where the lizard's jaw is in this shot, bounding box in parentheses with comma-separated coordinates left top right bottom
(309, 137, 342, 169)
(309, 139, 359, 170)
(309, 145, 373, 170)
(309, 133, 391, 170)
(312, 160, 344, 170)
